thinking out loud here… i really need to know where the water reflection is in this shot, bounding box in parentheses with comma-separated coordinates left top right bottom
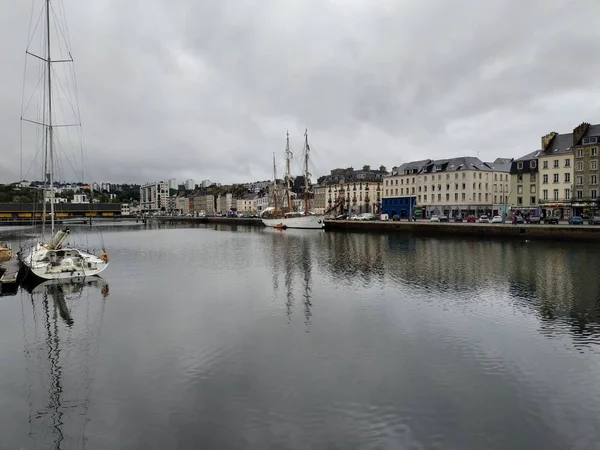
(19, 277, 109, 449)
(265, 229, 315, 331)
(314, 232, 600, 350)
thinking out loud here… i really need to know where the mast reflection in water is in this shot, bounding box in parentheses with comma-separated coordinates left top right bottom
(20, 277, 109, 449)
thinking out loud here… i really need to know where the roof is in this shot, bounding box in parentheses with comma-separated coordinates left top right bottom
(540, 132, 573, 156)
(515, 150, 542, 161)
(577, 124, 600, 144)
(484, 157, 513, 173)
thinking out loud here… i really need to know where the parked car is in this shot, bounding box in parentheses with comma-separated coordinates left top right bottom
(491, 215, 503, 223)
(466, 215, 477, 223)
(478, 215, 490, 223)
(544, 216, 559, 224)
(589, 216, 600, 225)
(453, 216, 463, 223)
(392, 215, 401, 221)
(569, 216, 584, 225)
(430, 215, 440, 222)
(439, 215, 449, 222)
(526, 215, 541, 224)
(512, 215, 524, 224)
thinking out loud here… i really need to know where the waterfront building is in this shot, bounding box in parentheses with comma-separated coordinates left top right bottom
(570, 122, 600, 216)
(192, 194, 215, 214)
(537, 131, 574, 219)
(509, 150, 540, 217)
(237, 193, 258, 213)
(217, 192, 233, 213)
(382, 160, 429, 218)
(140, 181, 169, 212)
(383, 157, 511, 218)
(319, 165, 387, 215)
(168, 178, 177, 191)
(176, 195, 191, 215)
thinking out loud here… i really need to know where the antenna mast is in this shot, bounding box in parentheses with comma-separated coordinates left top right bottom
(46, 0, 55, 235)
(285, 131, 293, 210)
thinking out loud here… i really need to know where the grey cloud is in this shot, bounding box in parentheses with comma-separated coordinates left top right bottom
(1, 0, 599, 185)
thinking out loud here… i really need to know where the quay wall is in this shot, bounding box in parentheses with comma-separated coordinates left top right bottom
(324, 220, 600, 242)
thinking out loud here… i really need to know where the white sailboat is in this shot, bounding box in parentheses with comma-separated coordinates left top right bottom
(19, 0, 109, 280)
(261, 129, 325, 229)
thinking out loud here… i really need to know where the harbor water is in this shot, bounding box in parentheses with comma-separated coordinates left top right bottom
(1, 222, 599, 449)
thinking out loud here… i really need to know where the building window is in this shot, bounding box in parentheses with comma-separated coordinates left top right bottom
(530, 185, 536, 194)
(385, 180, 388, 186)
(518, 175, 523, 183)
(543, 174, 548, 184)
(576, 161, 584, 171)
(553, 173, 559, 183)
(576, 176, 583, 185)
(592, 175, 598, 185)
(564, 173, 570, 183)
(530, 196, 536, 204)
(592, 190, 598, 200)
(517, 185, 523, 194)
(577, 190, 583, 200)
(564, 159, 570, 167)
(583, 137, 598, 145)
(592, 161, 598, 170)
(455, 193, 458, 201)
(412, 187, 415, 194)
(565, 189, 570, 200)
(418, 195, 421, 202)
(543, 189, 548, 200)
(531, 160, 537, 169)
(395, 189, 398, 195)
(553, 160, 559, 168)
(577, 149, 584, 158)
(462, 193, 466, 201)
(494, 195, 497, 203)
(446, 184, 450, 190)
(424, 195, 427, 201)
(592, 147, 599, 157)
(438, 194, 441, 201)
(446, 193, 450, 201)
(517, 162, 524, 169)
(553, 189, 559, 201)
(473, 182, 476, 190)
(531, 174, 537, 182)
(517, 197, 523, 205)
(543, 161, 548, 169)
(485, 193, 488, 201)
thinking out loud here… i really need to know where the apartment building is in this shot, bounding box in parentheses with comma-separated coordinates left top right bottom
(193, 194, 215, 214)
(217, 192, 233, 213)
(570, 122, 600, 216)
(237, 193, 258, 213)
(537, 132, 574, 219)
(140, 181, 169, 212)
(509, 150, 540, 216)
(383, 157, 511, 218)
(319, 165, 387, 215)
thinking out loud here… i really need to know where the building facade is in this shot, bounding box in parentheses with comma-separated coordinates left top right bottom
(140, 181, 169, 212)
(217, 193, 233, 213)
(509, 150, 540, 217)
(537, 131, 574, 219)
(382, 157, 511, 218)
(184, 179, 195, 191)
(192, 194, 214, 214)
(571, 122, 600, 216)
(237, 194, 257, 213)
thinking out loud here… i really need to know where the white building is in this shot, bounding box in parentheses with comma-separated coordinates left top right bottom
(73, 194, 88, 204)
(184, 179, 195, 190)
(121, 203, 131, 216)
(140, 181, 169, 212)
(101, 182, 111, 192)
(168, 178, 178, 190)
(201, 179, 212, 188)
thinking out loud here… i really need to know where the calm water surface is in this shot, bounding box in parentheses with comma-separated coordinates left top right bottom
(1, 223, 600, 449)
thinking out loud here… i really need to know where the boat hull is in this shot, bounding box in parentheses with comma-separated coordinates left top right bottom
(20, 244, 109, 281)
(262, 215, 324, 229)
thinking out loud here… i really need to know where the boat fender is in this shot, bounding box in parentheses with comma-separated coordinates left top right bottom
(100, 252, 109, 262)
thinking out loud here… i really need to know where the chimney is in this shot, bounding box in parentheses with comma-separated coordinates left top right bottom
(363, 165, 371, 171)
(573, 122, 591, 146)
(380, 165, 387, 173)
(541, 132, 557, 151)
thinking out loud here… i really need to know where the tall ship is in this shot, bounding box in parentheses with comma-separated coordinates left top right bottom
(261, 129, 324, 229)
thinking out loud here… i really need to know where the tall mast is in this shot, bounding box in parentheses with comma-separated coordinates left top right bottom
(46, 0, 55, 235)
(272, 152, 278, 211)
(303, 128, 311, 215)
(285, 131, 292, 210)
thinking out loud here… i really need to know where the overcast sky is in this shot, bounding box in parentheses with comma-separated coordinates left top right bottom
(1, 0, 599, 185)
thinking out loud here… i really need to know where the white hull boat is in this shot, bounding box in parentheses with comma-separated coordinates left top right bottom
(262, 215, 324, 229)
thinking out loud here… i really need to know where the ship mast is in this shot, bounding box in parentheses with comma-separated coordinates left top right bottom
(303, 128, 311, 215)
(284, 131, 293, 210)
(272, 152, 279, 212)
(46, 0, 55, 236)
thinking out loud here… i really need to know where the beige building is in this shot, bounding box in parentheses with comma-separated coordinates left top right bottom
(314, 185, 327, 214)
(383, 157, 511, 218)
(236, 194, 258, 213)
(217, 192, 233, 213)
(192, 194, 214, 214)
(537, 132, 573, 218)
(140, 181, 169, 212)
(570, 122, 600, 216)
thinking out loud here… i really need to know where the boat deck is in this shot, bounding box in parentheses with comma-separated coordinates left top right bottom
(0, 257, 21, 295)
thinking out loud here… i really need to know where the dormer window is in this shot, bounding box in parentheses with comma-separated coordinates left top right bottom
(530, 161, 537, 169)
(517, 162, 524, 169)
(583, 137, 598, 145)
(435, 165, 442, 171)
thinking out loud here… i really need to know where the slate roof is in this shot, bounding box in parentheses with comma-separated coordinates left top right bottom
(540, 132, 573, 156)
(515, 150, 542, 161)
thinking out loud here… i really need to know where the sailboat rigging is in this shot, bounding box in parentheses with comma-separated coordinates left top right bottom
(261, 129, 325, 229)
(19, 0, 109, 280)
